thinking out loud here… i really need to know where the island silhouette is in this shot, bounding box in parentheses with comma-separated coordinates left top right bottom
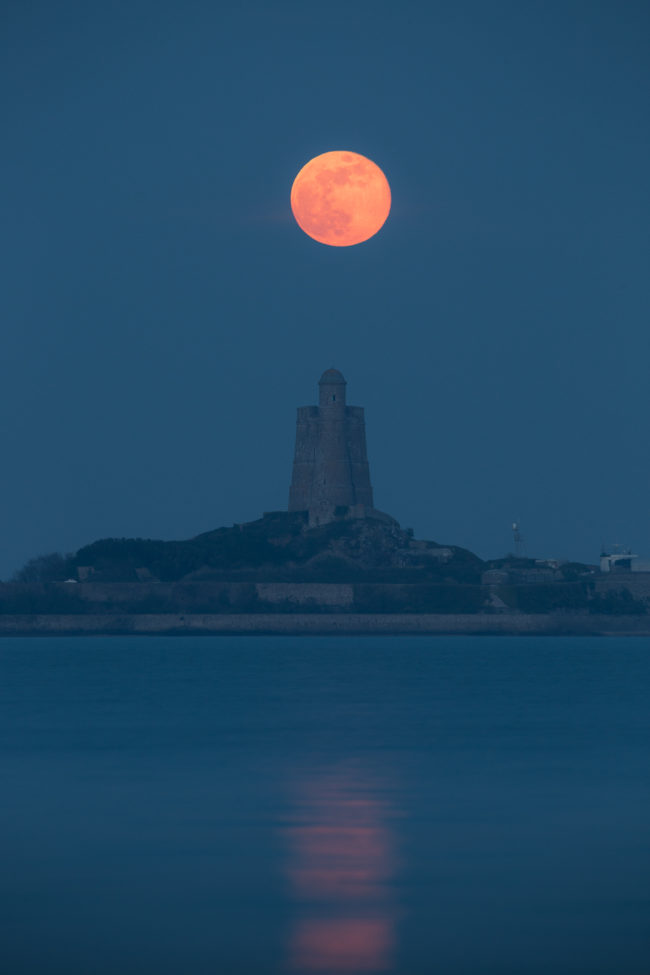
(2, 370, 648, 633)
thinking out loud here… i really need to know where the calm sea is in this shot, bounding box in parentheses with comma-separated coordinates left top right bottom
(1, 636, 649, 975)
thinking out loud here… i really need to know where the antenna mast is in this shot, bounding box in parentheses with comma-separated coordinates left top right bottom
(512, 520, 526, 558)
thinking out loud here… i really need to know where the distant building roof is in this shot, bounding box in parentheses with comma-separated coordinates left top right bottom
(319, 368, 346, 385)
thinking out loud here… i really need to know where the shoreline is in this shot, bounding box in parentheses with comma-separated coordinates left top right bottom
(1, 613, 650, 636)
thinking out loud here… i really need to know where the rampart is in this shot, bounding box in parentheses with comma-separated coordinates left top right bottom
(1, 577, 648, 617)
(0, 581, 483, 614)
(594, 572, 650, 600)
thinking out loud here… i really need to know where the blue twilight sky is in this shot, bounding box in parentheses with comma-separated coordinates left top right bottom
(2, 0, 649, 577)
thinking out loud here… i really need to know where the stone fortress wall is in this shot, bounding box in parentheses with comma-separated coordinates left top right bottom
(5, 575, 650, 617)
(594, 571, 650, 601)
(0, 580, 464, 613)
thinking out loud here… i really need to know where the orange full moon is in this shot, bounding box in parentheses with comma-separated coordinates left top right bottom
(290, 150, 391, 247)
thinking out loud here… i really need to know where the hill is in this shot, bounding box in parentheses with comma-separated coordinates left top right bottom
(13, 511, 484, 585)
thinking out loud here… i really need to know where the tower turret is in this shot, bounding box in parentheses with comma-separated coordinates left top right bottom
(318, 368, 347, 410)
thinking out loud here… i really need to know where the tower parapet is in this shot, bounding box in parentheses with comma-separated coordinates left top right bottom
(289, 369, 378, 526)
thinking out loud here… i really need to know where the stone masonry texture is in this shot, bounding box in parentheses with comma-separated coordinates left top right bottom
(288, 369, 373, 523)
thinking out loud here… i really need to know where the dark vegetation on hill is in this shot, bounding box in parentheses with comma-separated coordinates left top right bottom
(11, 512, 484, 584)
(6, 512, 647, 616)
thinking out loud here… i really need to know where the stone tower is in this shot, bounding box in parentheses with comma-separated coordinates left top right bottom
(289, 369, 374, 525)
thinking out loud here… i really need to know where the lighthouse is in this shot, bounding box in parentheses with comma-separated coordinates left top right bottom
(288, 369, 375, 526)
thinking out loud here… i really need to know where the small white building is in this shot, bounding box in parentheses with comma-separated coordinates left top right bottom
(600, 550, 650, 573)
